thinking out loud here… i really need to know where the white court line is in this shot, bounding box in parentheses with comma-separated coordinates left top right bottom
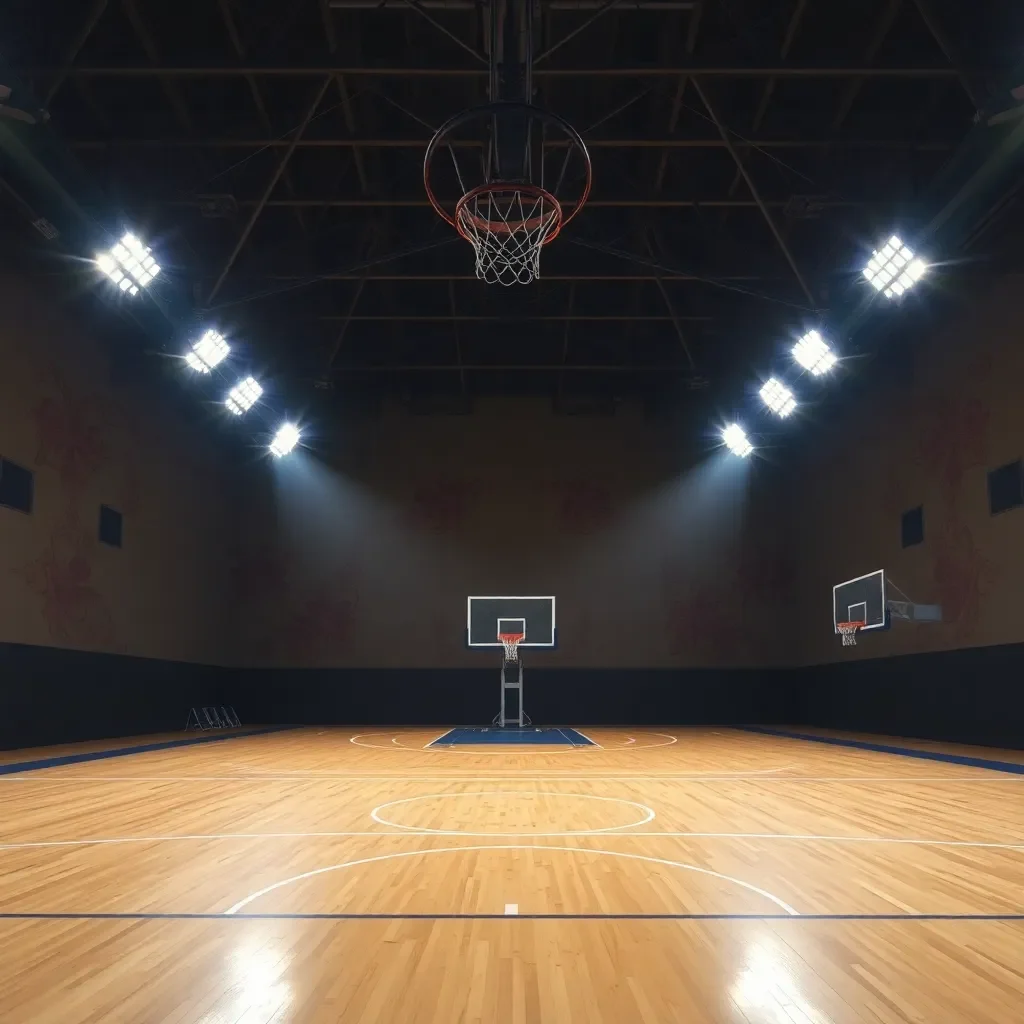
(223, 844, 799, 916)
(8, 770, 1024, 784)
(425, 730, 455, 748)
(505, 903, 518, 915)
(369, 790, 656, 835)
(238, 764, 796, 778)
(3, 829, 1024, 853)
(350, 731, 678, 753)
(572, 729, 602, 749)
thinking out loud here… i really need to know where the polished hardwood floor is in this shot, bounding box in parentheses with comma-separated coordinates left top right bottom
(0, 726, 1022, 1022)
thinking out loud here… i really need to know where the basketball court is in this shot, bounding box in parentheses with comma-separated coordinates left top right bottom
(0, 726, 1022, 1022)
(2, 0, 1023, 1021)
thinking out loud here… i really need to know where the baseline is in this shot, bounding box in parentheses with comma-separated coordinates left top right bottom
(351, 731, 677, 753)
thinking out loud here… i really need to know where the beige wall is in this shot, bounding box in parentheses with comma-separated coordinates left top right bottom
(791, 273, 1024, 666)
(0, 275, 232, 664)
(231, 399, 787, 669)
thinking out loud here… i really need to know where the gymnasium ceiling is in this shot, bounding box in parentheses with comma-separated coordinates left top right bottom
(1, 0, 1020, 415)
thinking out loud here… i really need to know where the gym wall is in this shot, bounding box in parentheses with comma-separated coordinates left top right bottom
(230, 398, 788, 674)
(787, 272, 1024, 745)
(0, 273, 231, 744)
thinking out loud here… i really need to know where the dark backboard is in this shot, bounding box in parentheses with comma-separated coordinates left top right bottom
(467, 596, 556, 648)
(832, 570, 887, 632)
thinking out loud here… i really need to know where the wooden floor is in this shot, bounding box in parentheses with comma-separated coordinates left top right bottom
(1, 726, 1023, 1023)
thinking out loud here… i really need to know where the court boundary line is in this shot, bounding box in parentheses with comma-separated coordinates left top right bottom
(0, 912, 1020, 921)
(0, 727, 292, 776)
(744, 727, 1024, 775)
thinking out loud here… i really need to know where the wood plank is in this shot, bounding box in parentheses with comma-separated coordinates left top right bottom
(0, 727, 1020, 1021)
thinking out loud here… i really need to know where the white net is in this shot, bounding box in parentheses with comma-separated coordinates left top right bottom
(500, 633, 524, 662)
(456, 188, 561, 286)
(837, 622, 863, 647)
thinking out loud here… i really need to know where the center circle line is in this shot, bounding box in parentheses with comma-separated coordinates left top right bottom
(370, 790, 656, 835)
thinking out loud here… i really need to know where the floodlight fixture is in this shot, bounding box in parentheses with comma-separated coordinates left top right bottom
(269, 422, 301, 458)
(225, 376, 263, 415)
(863, 235, 927, 299)
(792, 329, 837, 376)
(95, 231, 161, 296)
(722, 423, 753, 458)
(185, 329, 229, 373)
(759, 377, 797, 418)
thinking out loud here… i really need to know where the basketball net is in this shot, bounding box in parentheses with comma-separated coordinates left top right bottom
(455, 187, 562, 286)
(499, 632, 525, 662)
(837, 621, 864, 647)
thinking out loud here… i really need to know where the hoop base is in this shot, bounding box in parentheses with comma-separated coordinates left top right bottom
(837, 621, 865, 647)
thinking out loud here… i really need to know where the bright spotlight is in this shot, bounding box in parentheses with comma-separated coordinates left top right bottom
(269, 422, 301, 457)
(792, 329, 837, 376)
(863, 235, 927, 299)
(95, 231, 161, 296)
(225, 376, 262, 415)
(722, 423, 753, 457)
(185, 329, 230, 373)
(759, 377, 796, 418)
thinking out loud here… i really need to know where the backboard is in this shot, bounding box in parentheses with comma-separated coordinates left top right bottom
(832, 569, 889, 633)
(467, 596, 556, 648)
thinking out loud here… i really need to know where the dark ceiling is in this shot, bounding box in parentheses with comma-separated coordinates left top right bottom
(1, 0, 1019, 414)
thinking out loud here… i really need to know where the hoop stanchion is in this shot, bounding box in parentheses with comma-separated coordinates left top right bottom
(837, 621, 865, 646)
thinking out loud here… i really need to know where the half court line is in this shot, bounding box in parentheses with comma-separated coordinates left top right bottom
(0, 912, 1020, 921)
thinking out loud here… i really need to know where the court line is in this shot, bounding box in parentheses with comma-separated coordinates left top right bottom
(425, 728, 598, 749)
(0, 727, 291, 776)
(3, 771, 1020, 784)
(224, 844, 799, 915)
(2, 829, 1024, 852)
(0, 912, 1021, 921)
(369, 790, 656, 834)
(351, 732, 677, 753)
(229, 766, 797, 778)
(363, 731, 591, 754)
(743, 727, 1024, 775)
(572, 729, 602, 748)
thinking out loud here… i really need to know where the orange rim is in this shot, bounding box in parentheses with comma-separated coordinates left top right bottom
(454, 184, 563, 244)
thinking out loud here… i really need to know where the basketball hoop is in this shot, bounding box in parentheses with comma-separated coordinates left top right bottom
(837, 621, 865, 647)
(424, 102, 592, 286)
(455, 183, 562, 286)
(499, 631, 525, 662)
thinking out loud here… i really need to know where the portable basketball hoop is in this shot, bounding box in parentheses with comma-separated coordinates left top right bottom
(499, 631, 525, 662)
(424, 102, 591, 286)
(837, 621, 865, 647)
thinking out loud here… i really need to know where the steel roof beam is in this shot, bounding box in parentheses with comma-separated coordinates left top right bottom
(23, 65, 965, 78)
